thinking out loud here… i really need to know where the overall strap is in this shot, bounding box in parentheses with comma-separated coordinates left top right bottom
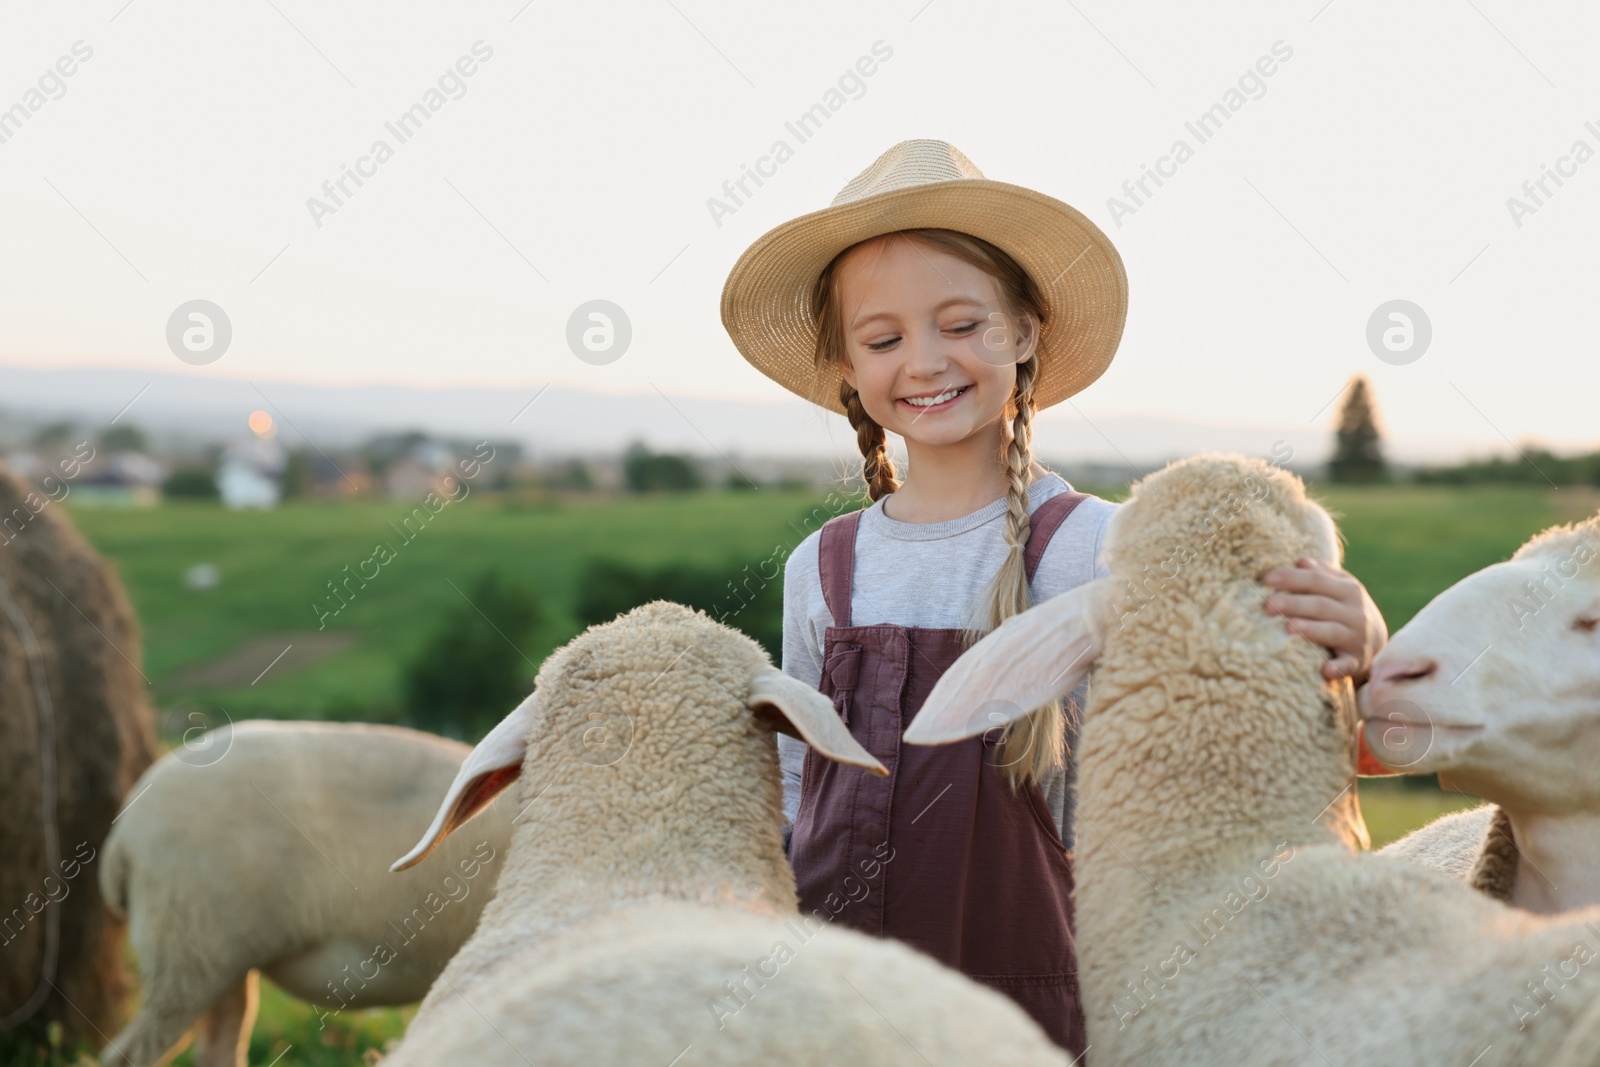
(1023, 491, 1090, 584)
(817, 510, 862, 628)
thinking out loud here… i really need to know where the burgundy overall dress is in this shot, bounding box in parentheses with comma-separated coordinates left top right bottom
(789, 490, 1090, 1058)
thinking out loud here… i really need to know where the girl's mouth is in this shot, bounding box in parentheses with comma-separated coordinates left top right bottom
(897, 385, 970, 414)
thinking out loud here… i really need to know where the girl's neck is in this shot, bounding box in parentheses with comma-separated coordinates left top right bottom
(884, 434, 1047, 524)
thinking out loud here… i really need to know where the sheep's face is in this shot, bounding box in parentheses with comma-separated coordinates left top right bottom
(1361, 515, 1600, 812)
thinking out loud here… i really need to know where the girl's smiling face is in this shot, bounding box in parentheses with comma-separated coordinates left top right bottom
(834, 234, 1038, 450)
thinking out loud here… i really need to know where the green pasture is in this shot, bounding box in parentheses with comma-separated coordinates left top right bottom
(24, 482, 1583, 1065)
(69, 488, 848, 731)
(66, 482, 1583, 728)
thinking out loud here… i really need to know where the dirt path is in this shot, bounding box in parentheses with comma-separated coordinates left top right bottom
(167, 631, 357, 689)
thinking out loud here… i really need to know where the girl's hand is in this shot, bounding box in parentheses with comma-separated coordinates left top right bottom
(1261, 558, 1388, 684)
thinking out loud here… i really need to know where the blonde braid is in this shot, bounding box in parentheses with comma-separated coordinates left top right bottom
(997, 354, 1039, 622)
(963, 355, 1067, 789)
(841, 380, 902, 502)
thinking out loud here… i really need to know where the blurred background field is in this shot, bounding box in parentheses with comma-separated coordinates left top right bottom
(67, 478, 1576, 786)
(68, 486, 826, 736)
(67, 479, 1587, 735)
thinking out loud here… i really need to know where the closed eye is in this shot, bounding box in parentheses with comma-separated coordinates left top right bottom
(1575, 616, 1599, 633)
(865, 322, 979, 351)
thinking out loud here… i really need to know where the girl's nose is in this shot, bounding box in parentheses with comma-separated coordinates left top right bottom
(902, 325, 951, 377)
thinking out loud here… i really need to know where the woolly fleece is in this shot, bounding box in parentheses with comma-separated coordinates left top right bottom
(0, 462, 156, 1044)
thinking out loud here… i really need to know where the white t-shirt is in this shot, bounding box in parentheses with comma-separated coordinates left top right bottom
(778, 470, 1117, 849)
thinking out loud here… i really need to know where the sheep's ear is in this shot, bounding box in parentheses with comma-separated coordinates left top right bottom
(905, 577, 1113, 745)
(748, 669, 888, 777)
(390, 692, 537, 872)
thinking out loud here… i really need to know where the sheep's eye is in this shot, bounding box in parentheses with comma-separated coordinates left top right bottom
(1574, 616, 1599, 633)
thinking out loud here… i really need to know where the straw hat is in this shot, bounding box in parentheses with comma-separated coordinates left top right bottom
(720, 139, 1128, 417)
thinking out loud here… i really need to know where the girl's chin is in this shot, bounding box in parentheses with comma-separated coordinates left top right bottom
(893, 423, 981, 447)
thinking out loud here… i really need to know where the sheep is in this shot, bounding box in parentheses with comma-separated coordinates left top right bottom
(0, 461, 156, 1048)
(382, 600, 1074, 1066)
(97, 720, 515, 1067)
(1363, 510, 1600, 914)
(905, 453, 1600, 1067)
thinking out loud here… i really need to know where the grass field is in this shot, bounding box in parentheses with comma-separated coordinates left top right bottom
(70, 487, 850, 730)
(65, 481, 1580, 726)
(25, 481, 1581, 1065)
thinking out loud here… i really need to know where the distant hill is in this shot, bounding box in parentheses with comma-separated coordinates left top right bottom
(0, 363, 1511, 469)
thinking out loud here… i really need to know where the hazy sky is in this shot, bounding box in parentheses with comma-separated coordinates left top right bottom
(2, 1, 1596, 457)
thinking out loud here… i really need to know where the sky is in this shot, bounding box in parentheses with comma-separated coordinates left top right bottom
(1, 0, 1597, 460)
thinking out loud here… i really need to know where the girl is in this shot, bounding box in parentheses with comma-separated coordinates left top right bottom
(719, 140, 1386, 1057)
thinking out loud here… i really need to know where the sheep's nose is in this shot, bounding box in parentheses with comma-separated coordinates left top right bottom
(1366, 656, 1438, 705)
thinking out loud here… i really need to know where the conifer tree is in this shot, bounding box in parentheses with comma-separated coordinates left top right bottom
(1329, 374, 1386, 483)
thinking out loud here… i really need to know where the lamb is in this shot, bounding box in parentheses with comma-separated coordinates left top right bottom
(382, 600, 1073, 1066)
(905, 453, 1600, 1067)
(1363, 510, 1600, 914)
(97, 720, 515, 1067)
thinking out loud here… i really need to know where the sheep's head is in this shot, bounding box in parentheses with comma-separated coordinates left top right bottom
(905, 452, 1342, 745)
(1360, 511, 1600, 812)
(1103, 452, 1341, 589)
(391, 600, 885, 872)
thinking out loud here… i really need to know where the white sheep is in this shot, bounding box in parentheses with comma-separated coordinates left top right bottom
(1364, 510, 1600, 913)
(383, 600, 1074, 1066)
(98, 720, 515, 1067)
(906, 453, 1600, 1067)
